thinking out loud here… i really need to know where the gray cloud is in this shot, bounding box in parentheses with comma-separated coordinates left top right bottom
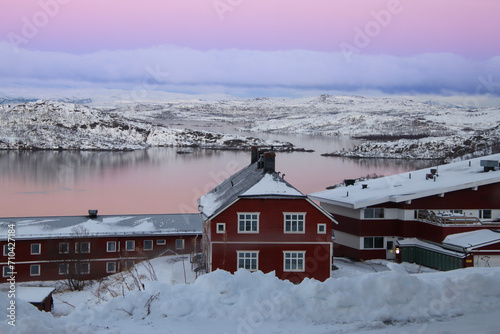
(1, 43, 499, 98)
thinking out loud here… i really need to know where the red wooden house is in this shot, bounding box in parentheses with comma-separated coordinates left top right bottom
(198, 149, 335, 283)
(0, 213, 202, 283)
(309, 154, 500, 270)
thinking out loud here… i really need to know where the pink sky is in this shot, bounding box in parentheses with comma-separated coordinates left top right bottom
(0, 0, 499, 97)
(1, 0, 499, 57)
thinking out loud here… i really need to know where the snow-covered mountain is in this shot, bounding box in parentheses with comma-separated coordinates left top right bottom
(0, 101, 294, 151)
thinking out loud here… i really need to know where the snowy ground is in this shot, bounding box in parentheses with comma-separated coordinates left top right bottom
(2, 256, 500, 334)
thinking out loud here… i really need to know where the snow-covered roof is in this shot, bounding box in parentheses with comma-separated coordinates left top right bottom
(0, 214, 202, 240)
(198, 162, 305, 219)
(397, 238, 466, 258)
(443, 229, 500, 251)
(309, 153, 500, 209)
(16, 287, 55, 303)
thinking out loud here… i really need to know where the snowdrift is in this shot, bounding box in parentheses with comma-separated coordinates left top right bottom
(3, 265, 500, 333)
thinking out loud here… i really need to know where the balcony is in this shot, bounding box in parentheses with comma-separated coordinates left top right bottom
(417, 210, 482, 226)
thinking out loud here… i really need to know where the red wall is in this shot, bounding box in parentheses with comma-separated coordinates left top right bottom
(0, 234, 200, 283)
(208, 198, 333, 282)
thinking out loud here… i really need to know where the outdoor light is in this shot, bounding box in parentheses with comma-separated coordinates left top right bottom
(395, 247, 400, 255)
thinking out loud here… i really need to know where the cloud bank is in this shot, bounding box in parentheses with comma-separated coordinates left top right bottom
(1, 43, 499, 98)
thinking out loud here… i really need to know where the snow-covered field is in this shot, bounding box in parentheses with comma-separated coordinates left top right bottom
(2, 256, 500, 334)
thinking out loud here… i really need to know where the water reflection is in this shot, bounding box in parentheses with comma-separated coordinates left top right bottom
(0, 135, 438, 217)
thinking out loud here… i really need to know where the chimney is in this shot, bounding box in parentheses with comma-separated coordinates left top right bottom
(263, 151, 276, 173)
(88, 210, 98, 218)
(251, 146, 259, 164)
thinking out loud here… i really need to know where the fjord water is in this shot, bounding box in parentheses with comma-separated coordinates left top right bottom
(0, 132, 434, 217)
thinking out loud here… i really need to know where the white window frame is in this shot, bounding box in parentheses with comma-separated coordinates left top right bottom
(479, 209, 492, 219)
(237, 213, 260, 233)
(59, 242, 69, 254)
(144, 240, 153, 251)
(283, 213, 306, 233)
(3, 266, 13, 277)
(125, 240, 135, 251)
(59, 263, 69, 275)
(317, 223, 327, 234)
(156, 239, 166, 245)
(31, 243, 41, 255)
(175, 239, 185, 250)
(125, 260, 135, 269)
(106, 262, 117, 273)
(216, 223, 226, 233)
(283, 251, 306, 272)
(107, 241, 117, 252)
(30, 264, 40, 276)
(237, 251, 259, 271)
(3, 244, 9, 256)
(363, 236, 385, 249)
(80, 241, 90, 253)
(78, 262, 90, 275)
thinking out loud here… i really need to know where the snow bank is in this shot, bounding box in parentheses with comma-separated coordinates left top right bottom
(64, 266, 500, 330)
(3, 265, 500, 333)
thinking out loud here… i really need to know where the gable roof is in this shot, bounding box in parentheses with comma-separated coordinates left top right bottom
(198, 162, 305, 219)
(0, 213, 202, 240)
(309, 153, 500, 209)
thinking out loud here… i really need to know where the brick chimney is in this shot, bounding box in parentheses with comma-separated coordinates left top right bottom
(263, 151, 276, 173)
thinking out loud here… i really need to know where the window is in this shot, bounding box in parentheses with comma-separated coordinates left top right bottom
(156, 240, 166, 245)
(59, 263, 69, 275)
(144, 240, 153, 251)
(31, 243, 41, 255)
(216, 223, 226, 233)
(77, 263, 90, 275)
(106, 262, 117, 273)
(79, 242, 90, 253)
(479, 210, 492, 219)
(363, 237, 384, 249)
(237, 251, 259, 271)
(283, 251, 305, 272)
(125, 240, 135, 251)
(125, 260, 135, 269)
(30, 264, 40, 276)
(238, 213, 259, 233)
(107, 241, 117, 252)
(284, 213, 305, 233)
(3, 266, 13, 277)
(317, 223, 327, 234)
(3, 244, 9, 256)
(59, 242, 69, 254)
(364, 208, 385, 219)
(175, 239, 185, 250)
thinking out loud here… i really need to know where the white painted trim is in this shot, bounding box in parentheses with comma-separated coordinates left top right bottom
(216, 223, 226, 233)
(236, 250, 260, 272)
(282, 250, 306, 272)
(283, 212, 306, 234)
(305, 198, 339, 224)
(237, 212, 260, 234)
(317, 223, 327, 234)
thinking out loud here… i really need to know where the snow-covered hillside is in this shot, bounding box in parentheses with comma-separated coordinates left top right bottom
(0, 101, 295, 151)
(2, 256, 500, 334)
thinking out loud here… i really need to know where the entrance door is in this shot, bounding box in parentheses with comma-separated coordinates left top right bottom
(386, 240, 396, 260)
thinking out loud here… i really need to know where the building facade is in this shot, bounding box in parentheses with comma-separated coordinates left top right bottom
(198, 149, 335, 283)
(309, 154, 500, 270)
(0, 213, 202, 283)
